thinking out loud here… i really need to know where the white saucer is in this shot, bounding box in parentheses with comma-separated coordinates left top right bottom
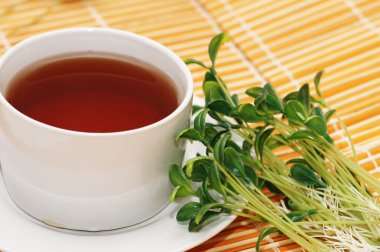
(0, 97, 236, 252)
(0, 180, 235, 252)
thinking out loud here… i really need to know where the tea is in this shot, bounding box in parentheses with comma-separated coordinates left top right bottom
(6, 55, 178, 133)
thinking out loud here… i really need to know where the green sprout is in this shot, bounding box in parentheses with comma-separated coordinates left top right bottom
(170, 33, 380, 251)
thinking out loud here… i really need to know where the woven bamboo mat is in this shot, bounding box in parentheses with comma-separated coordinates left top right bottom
(1, 0, 380, 251)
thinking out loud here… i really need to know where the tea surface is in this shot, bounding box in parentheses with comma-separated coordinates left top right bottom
(6, 55, 178, 133)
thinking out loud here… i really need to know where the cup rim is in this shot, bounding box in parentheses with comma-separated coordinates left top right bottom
(0, 27, 193, 137)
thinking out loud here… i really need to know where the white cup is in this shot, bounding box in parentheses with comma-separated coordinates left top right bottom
(0, 28, 193, 231)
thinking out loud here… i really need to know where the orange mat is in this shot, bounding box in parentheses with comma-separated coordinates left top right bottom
(1, 0, 379, 251)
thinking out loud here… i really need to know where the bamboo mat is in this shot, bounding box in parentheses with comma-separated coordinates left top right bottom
(0, 0, 380, 251)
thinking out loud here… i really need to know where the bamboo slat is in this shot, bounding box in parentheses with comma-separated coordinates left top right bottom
(0, 0, 380, 251)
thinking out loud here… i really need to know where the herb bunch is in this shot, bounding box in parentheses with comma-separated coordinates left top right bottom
(169, 33, 380, 251)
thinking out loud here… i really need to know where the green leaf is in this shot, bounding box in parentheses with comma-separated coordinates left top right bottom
(255, 98, 269, 116)
(176, 202, 201, 222)
(207, 100, 232, 115)
(204, 71, 217, 82)
(266, 94, 283, 113)
(208, 33, 231, 67)
(286, 158, 309, 166)
(254, 93, 266, 108)
(254, 126, 265, 161)
(257, 178, 266, 189)
(290, 163, 326, 188)
(195, 202, 223, 224)
(286, 198, 301, 211)
(258, 128, 275, 160)
(284, 100, 308, 125)
(314, 70, 323, 97)
(209, 162, 226, 196)
(204, 81, 232, 115)
(311, 107, 325, 122)
(238, 104, 262, 123)
(169, 165, 194, 202)
(208, 129, 228, 148)
(186, 156, 213, 178)
(305, 115, 327, 136)
(224, 147, 245, 177)
(256, 227, 278, 251)
(206, 110, 221, 122)
(170, 185, 194, 201)
(175, 128, 203, 142)
(171, 189, 195, 202)
(263, 83, 277, 96)
(266, 134, 285, 150)
(297, 84, 310, 113)
(192, 105, 204, 115)
(226, 140, 242, 153)
(204, 81, 224, 101)
(259, 128, 275, 156)
(203, 81, 232, 115)
(282, 91, 298, 104)
(188, 211, 220, 232)
(213, 133, 230, 163)
(287, 130, 321, 143)
(203, 125, 218, 146)
(244, 166, 258, 186)
(194, 109, 209, 137)
(231, 94, 239, 107)
(326, 135, 334, 144)
(262, 84, 283, 113)
(266, 139, 282, 150)
(196, 186, 214, 205)
(240, 154, 258, 167)
(286, 209, 317, 222)
(201, 178, 218, 203)
(169, 186, 183, 202)
(169, 164, 192, 188)
(325, 109, 336, 123)
(264, 83, 284, 112)
(190, 161, 208, 182)
(305, 115, 334, 143)
(184, 58, 208, 69)
(242, 139, 253, 155)
(245, 87, 263, 98)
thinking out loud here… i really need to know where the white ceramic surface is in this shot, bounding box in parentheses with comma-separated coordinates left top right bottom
(0, 28, 193, 231)
(0, 104, 236, 251)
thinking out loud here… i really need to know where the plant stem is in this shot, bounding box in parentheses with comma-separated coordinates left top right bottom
(216, 162, 329, 251)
